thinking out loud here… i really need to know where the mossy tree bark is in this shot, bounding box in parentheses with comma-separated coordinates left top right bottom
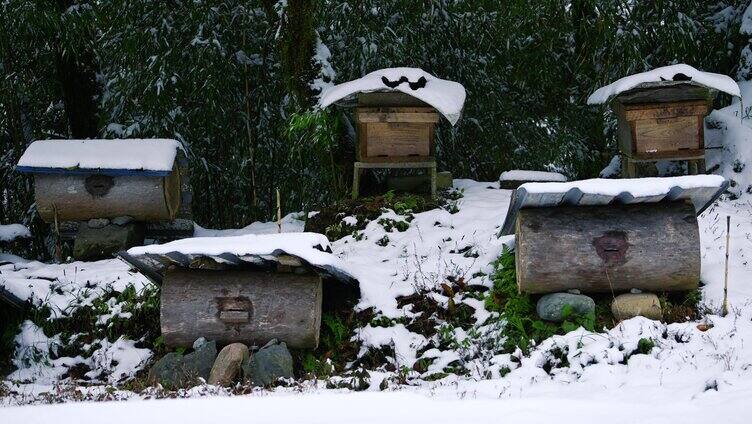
(264, 0, 319, 110)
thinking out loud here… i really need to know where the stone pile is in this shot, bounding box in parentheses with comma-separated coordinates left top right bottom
(148, 338, 294, 389)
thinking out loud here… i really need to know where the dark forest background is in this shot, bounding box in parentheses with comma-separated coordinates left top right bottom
(2, 1, 751, 255)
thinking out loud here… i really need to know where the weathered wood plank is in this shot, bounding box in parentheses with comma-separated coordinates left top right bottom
(629, 149, 706, 161)
(363, 123, 431, 157)
(615, 82, 714, 104)
(161, 268, 322, 349)
(633, 116, 700, 153)
(516, 202, 700, 294)
(357, 156, 436, 164)
(623, 101, 708, 121)
(357, 92, 430, 107)
(356, 112, 440, 123)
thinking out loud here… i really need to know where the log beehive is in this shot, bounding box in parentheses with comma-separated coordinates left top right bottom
(33, 166, 181, 223)
(160, 267, 322, 349)
(515, 202, 700, 294)
(17, 139, 184, 223)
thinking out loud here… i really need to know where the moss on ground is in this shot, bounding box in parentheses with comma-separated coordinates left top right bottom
(304, 189, 461, 242)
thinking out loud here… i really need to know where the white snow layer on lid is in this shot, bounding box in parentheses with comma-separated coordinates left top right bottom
(499, 170, 567, 182)
(519, 175, 726, 197)
(0, 224, 31, 242)
(128, 232, 341, 268)
(587, 64, 741, 105)
(318, 67, 466, 125)
(17, 139, 182, 172)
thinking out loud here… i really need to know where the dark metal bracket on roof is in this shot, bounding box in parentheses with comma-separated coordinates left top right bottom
(381, 76, 427, 91)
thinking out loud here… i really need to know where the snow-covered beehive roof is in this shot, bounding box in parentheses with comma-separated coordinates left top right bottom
(16, 139, 184, 177)
(319, 67, 467, 125)
(500, 175, 728, 235)
(499, 170, 567, 183)
(587, 64, 741, 105)
(120, 232, 358, 286)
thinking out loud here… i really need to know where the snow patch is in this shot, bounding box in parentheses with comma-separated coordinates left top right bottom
(319, 67, 466, 125)
(499, 170, 567, 182)
(127, 232, 345, 270)
(0, 224, 31, 242)
(520, 175, 726, 198)
(17, 139, 183, 172)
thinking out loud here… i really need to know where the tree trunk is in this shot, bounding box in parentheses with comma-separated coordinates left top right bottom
(54, 0, 99, 138)
(274, 0, 318, 109)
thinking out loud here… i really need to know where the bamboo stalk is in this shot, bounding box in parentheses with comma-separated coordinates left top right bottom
(722, 215, 731, 317)
(276, 188, 282, 233)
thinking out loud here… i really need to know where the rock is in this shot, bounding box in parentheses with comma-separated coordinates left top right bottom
(87, 218, 110, 229)
(147, 340, 218, 388)
(193, 337, 208, 349)
(536, 292, 595, 322)
(182, 340, 217, 382)
(208, 343, 249, 386)
(111, 215, 134, 226)
(148, 352, 184, 388)
(611, 293, 662, 321)
(243, 340, 293, 386)
(73, 222, 145, 260)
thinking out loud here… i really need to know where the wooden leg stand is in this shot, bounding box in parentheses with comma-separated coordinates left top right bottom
(352, 165, 362, 199)
(351, 160, 437, 199)
(622, 156, 636, 178)
(429, 163, 437, 197)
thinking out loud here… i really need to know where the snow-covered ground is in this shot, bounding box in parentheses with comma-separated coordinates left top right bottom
(4, 80, 752, 420)
(2, 175, 751, 421)
(4, 388, 752, 424)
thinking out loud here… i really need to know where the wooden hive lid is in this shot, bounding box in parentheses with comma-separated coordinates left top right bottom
(613, 80, 716, 105)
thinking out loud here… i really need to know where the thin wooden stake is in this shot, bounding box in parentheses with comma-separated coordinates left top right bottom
(52, 203, 62, 263)
(276, 188, 282, 233)
(722, 215, 731, 317)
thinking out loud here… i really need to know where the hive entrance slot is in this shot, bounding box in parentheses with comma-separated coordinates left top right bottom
(592, 231, 629, 266)
(216, 296, 253, 324)
(84, 174, 114, 197)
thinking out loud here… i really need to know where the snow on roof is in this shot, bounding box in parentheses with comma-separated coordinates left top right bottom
(587, 64, 741, 105)
(0, 224, 30, 243)
(500, 175, 728, 235)
(318, 67, 466, 125)
(499, 170, 567, 182)
(17, 139, 183, 175)
(124, 232, 356, 284)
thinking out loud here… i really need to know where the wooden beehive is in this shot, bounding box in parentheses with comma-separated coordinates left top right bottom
(612, 82, 714, 161)
(33, 166, 181, 223)
(515, 202, 700, 293)
(120, 242, 361, 351)
(499, 176, 728, 295)
(161, 267, 322, 349)
(17, 139, 184, 223)
(355, 92, 439, 162)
